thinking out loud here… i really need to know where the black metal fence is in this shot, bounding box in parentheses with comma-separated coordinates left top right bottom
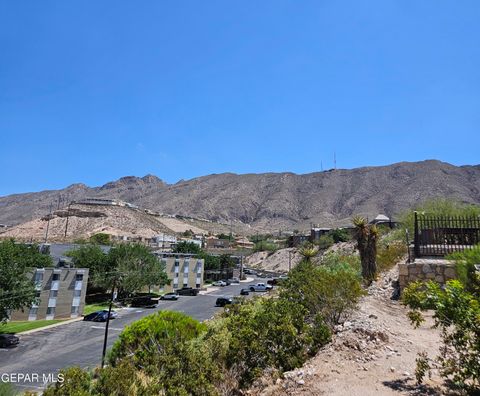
(414, 212, 480, 257)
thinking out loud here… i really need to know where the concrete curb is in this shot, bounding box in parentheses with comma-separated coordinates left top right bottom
(17, 317, 84, 335)
(240, 277, 255, 283)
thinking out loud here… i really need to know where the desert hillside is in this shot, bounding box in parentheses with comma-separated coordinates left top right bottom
(1, 160, 479, 231)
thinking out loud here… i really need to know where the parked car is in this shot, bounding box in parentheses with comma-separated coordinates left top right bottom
(228, 278, 240, 284)
(83, 310, 117, 322)
(160, 292, 179, 301)
(215, 296, 233, 307)
(176, 287, 200, 296)
(249, 283, 273, 292)
(131, 296, 157, 308)
(240, 288, 250, 295)
(212, 280, 227, 287)
(0, 334, 19, 348)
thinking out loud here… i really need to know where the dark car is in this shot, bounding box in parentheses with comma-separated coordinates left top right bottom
(160, 292, 179, 301)
(215, 296, 233, 307)
(84, 311, 109, 322)
(240, 288, 250, 296)
(176, 287, 200, 296)
(131, 296, 158, 308)
(0, 334, 19, 348)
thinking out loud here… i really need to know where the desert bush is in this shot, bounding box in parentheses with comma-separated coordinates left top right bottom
(222, 296, 325, 387)
(448, 244, 480, 294)
(281, 259, 364, 326)
(376, 240, 407, 272)
(329, 228, 351, 243)
(253, 240, 278, 253)
(316, 234, 334, 250)
(403, 280, 480, 393)
(43, 367, 93, 396)
(320, 252, 361, 273)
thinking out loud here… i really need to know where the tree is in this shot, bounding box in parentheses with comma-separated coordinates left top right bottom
(107, 244, 169, 296)
(67, 243, 169, 297)
(173, 241, 202, 255)
(352, 216, 378, 283)
(67, 245, 111, 292)
(0, 239, 53, 323)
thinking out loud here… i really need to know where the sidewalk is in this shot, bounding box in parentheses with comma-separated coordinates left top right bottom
(18, 317, 84, 335)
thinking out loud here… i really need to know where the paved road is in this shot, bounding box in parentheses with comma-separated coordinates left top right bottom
(0, 280, 264, 392)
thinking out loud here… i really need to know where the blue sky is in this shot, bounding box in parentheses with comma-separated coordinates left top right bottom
(0, 1, 479, 196)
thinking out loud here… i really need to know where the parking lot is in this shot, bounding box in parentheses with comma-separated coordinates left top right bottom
(0, 278, 265, 392)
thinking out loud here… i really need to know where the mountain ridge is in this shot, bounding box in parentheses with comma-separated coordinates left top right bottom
(1, 160, 479, 230)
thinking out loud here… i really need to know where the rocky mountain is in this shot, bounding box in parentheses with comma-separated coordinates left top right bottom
(1, 160, 479, 231)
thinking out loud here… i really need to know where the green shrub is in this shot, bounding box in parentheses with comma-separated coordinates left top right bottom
(376, 240, 407, 272)
(329, 228, 351, 243)
(253, 240, 278, 252)
(0, 382, 18, 396)
(222, 297, 322, 386)
(281, 259, 364, 326)
(109, 311, 206, 365)
(448, 244, 480, 294)
(43, 367, 93, 396)
(403, 280, 480, 393)
(316, 234, 334, 250)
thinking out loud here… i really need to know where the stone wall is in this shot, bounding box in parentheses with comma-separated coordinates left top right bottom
(398, 258, 457, 290)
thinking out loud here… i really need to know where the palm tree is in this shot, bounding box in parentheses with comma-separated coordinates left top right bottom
(352, 215, 378, 283)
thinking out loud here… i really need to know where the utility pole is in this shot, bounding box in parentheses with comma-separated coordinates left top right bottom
(334, 152, 337, 170)
(101, 279, 116, 368)
(44, 203, 53, 244)
(64, 202, 73, 238)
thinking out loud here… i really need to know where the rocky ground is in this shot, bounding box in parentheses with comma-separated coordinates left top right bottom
(250, 265, 450, 396)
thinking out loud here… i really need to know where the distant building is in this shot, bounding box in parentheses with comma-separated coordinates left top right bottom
(206, 237, 231, 249)
(310, 227, 332, 242)
(287, 234, 310, 247)
(153, 252, 204, 292)
(369, 214, 397, 228)
(235, 237, 254, 249)
(10, 267, 89, 321)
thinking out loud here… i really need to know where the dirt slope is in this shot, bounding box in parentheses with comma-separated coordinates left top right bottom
(255, 266, 447, 396)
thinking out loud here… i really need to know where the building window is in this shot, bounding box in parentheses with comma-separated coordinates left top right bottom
(196, 283, 201, 288)
(49, 290, 58, 298)
(75, 274, 83, 281)
(35, 291, 41, 298)
(46, 307, 55, 315)
(29, 307, 38, 315)
(183, 282, 188, 288)
(71, 306, 79, 314)
(34, 272, 44, 282)
(52, 273, 60, 281)
(73, 290, 81, 297)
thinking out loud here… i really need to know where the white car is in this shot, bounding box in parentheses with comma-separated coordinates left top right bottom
(249, 283, 273, 292)
(212, 280, 227, 287)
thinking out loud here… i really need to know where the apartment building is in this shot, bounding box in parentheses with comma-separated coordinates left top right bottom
(153, 253, 204, 293)
(10, 267, 89, 321)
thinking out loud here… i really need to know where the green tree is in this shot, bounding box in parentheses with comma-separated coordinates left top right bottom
(89, 233, 111, 245)
(0, 240, 53, 323)
(173, 241, 202, 255)
(66, 245, 111, 292)
(352, 215, 378, 283)
(107, 244, 169, 296)
(329, 228, 351, 243)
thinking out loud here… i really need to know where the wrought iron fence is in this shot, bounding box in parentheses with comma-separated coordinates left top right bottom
(414, 212, 480, 257)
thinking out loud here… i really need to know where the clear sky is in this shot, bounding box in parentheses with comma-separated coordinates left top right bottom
(0, 1, 479, 196)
